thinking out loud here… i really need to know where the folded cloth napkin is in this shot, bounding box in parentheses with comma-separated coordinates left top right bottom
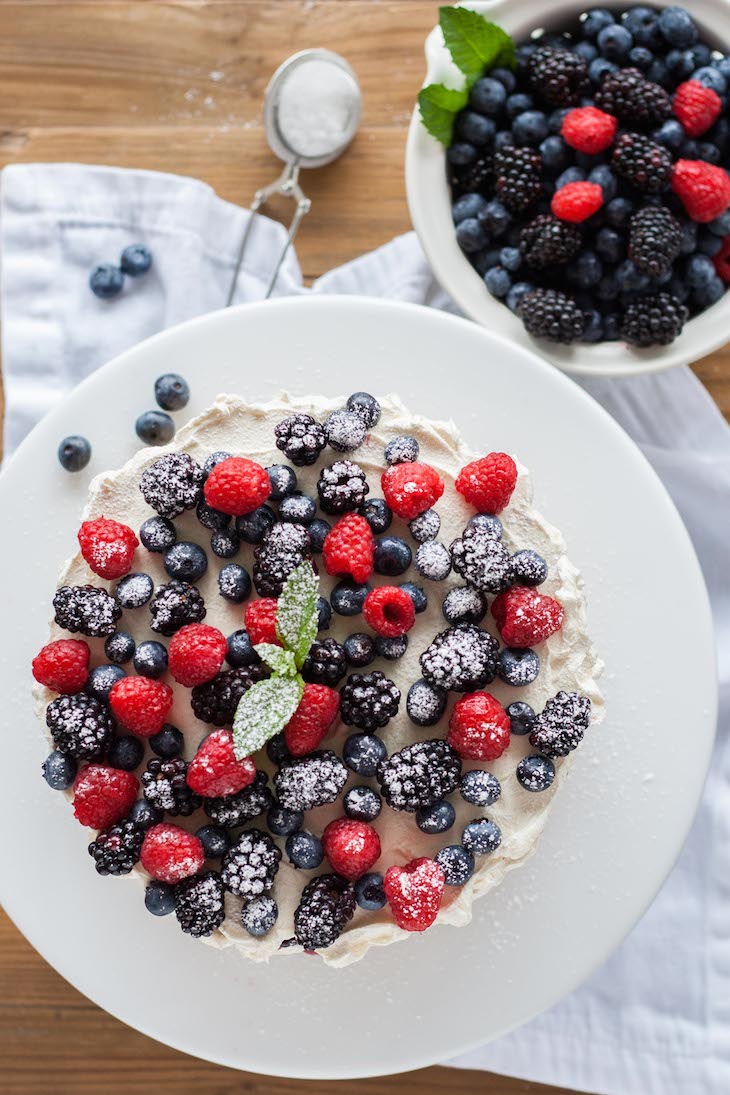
(2, 164, 728, 1095)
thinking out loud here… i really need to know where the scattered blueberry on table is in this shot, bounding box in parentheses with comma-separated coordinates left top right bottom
(57, 434, 91, 472)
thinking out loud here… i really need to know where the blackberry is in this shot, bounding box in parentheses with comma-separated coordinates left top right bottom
(302, 638, 347, 686)
(221, 828, 281, 898)
(204, 770, 273, 826)
(139, 452, 203, 519)
(451, 154, 493, 196)
(46, 693, 114, 760)
(620, 292, 688, 347)
(149, 580, 206, 636)
(323, 409, 366, 452)
(53, 585, 121, 638)
(420, 623, 499, 692)
(273, 750, 348, 812)
(628, 206, 683, 278)
(520, 214, 581, 270)
(612, 132, 672, 194)
(530, 690, 592, 757)
(527, 47, 589, 106)
(275, 413, 326, 467)
(191, 663, 269, 726)
(376, 739, 461, 812)
(294, 874, 356, 951)
(253, 523, 313, 598)
(141, 756, 201, 816)
(449, 524, 514, 594)
(493, 147, 543, 214)
(518, 288, 586, 343)
(174, 871, 225, 937)
(88, 819, 143, 875)
(317, 460, 369, 515)
(340, 671, 400, 731)
(595, 68, 672, 128)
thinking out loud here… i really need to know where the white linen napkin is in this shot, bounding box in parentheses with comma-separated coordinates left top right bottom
(2, 163, 728, 1095)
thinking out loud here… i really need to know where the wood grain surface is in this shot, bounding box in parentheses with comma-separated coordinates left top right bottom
(0, 2, 725, 1093)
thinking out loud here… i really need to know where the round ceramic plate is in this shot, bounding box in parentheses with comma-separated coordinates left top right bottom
(0, 297, 716, 1079)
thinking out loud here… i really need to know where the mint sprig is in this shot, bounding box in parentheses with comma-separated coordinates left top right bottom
(418, 84, 469, 146)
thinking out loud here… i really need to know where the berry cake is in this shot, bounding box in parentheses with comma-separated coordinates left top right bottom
(33, 392, 604, 966)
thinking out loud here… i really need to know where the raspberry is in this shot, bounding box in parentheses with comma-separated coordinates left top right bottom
(72, 764, 139, 829)
(140, 822, 205, 883)
(168, 623, 227, 687)
(77, 517, 138, 580)
(244, 598, 280, 645)
(32, 639, 89, 693)
(561, 106, 617, 154)
(448, 692, 511, 761)
(551, 181, 604, 223)
(714, 237, 730, 284)
(322, 818, 381, 881)
(491, 585, 564, 646)
(383, 857, 444, 933)
(109, 676, 173, 737)
(322, 513, 374, 584)
(284, 683, 340, 757)
(673, 80, 722, 138)
(363, 586, 415, 638)
(672, 159, 730, 223)
(186, 728, 257, 796)
(203, 456, 270, 516)
(381, 462, 444, 520)
(455, 453, 517, 514)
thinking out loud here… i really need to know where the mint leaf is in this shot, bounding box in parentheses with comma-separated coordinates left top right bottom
(439, 7, 516, 86)
(232, 674, 304, 760)
(254, 644, 298, 677)
(276, 562, 319, 670)
(418, 83, 469, 145)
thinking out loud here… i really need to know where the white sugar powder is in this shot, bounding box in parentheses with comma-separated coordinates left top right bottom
(276, 59, 359, 159)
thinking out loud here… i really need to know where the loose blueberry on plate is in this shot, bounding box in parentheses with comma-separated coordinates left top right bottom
(236, 504, 277, 544)
(135, 410, 175, 446)
(467, 513, 502, 538)
(399, 581, 428, 614)
(462, 817, 502, 856)
(308, 518, 331, 553)
(210, 528, 240, 558)
(164, 541, 208, 582)
(460, 769, 501, 807)
(516, 754, 556, 792)
(196, 824, 231, 859)
(107, 734, 145, 771)
(226, 629, 259, 668)
(375, 634, 408, 660)
(415, 540, 452, 581)
(359, 498, 393, 535)
(86, 664, 125, 702)
(241, 895, 278, 937)
(355, 873, 387, 911)
(343, 732, 388, 776)
(267, 802, 304, 836)
(129, 799, 162, 829)
(344, 785, 382, 822)
(133, 640, 169, 679)
(435, 844, 475, 886)
(374, 535, 412, 576)
(145, 881, 176, 916)
(139, 515, 176, 553)
(58, 434, 91, 472)
(286, 830, 324, 870)
(279, 492, 317, 524)
(384, 435, 419, 464)
(331, 579, 371, 616)
(218, 563, 252, 603)
(343, 632, 375, 667)
(90, 263, 124, 299)
(497, 647, 540, 686)
(115, 572, 154, 609)
(346, 391, 381, 428)
(42, 750, 77, 790)
(511, 548, 548, 586)
(196, 499, 230, 531)
(120, 244, 152, 277)
(442, 585, 488, 625)
(149, 724, 184, 758)
(408, 508, 441, 542)
(506, 700, 537, 735)
(266, 732, 291, 766)
(416, 799, 456, 835)
(266, 464, 297, 500)
(316, 596, 332, 632)
(154, 373, 189, 412)
(105, 630, 136, 665)
(406, 678, 447, 727)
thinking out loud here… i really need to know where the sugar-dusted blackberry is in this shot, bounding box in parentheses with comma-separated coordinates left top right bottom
(595, 68, 672, 129)
(420, 623, 499, 692)
(317, 460, 369, 515)
(530, 690, 592, 758)
(46, 693, 114, 760)
(174, 871, 225, 937)
(191, 663, 270, 726)
(323, 409, 367, 452)
(149, 579, 206, 636)
(493, 147, 543, 214)
(527, 46, 589, 106)
(139, 452, 204, 519)
(628, 206, 683, 279)
(204, 770, 273, 826)
(302, 637, 347, 686)
(520, 214, 581, 270)
(340, 671, 400, 731)
(517, 288, 586, 343)
(376, 739, 461, 812)
(273, 750, 348, 812)
(620, 292, 689, 347)
(612, 132, 672, 195)
(221, 828, 281, 898)
(275, 413, 327, 467)
(88, 819, 143, 875)
(141, 756, 201, 817)
(442, 585, 488, 625)
(53, 585, 121, 638)
(450, 524, 514, 594)
(253, 522, 313, 598)
(294, 873, 356, 950)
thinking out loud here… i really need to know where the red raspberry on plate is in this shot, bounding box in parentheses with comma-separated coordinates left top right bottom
(455, 453, 517, 514)
(673, 80, 722, 138)
(203, 456, 270, 516)
(168, 623, 227, 687)
(32, 638, 90, 693)
(551, 181, 604, 224)
(448, 692, 511, 761)
(363, 586, 416, 638)
(322, 513, 374, 584)
(714, 237, 730, 285)
(72, 764, 139, 829)
(561, 106, 617, 154)
(109, 676, 173, 737)
(491, 585, 564, 646)
(322, 817, 381, 881)
(284, 683, 341, 756)
(77, 516, 138, 579)
(383, 857, 445, 932)
(244, 598, 280, 645)
(672, 159, 730, 223)
(140, 822, 205, 884)
(186, 728, 256, 796)
(381, 462, 444, 520)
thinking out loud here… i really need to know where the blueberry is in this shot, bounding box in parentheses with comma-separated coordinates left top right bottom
(139, 515, 176, 553)
(491, 67, 516, 92)
(202, 451, 231, 479)
(435, 844, 475, 886)
(647, 58, 670, 87)
(442, 585, 487, 625)
(218, 563, 252, 603)
(539, 135, 568, 175)
(693, 66, 727, 95)
(344, 785, 382, 822)
(42, 750, 77, 790)
(236, 504, 276, 544)
(266, 802, 304, 836)
(266, 732, 290, 766)
(414, 540, 452, 582)
(582, 8, 615, 39)
(135, 410, 175, 446)
(680, 138, 701, 159)
(589, 57, 618, 84)
(603, 312, 622, 341)
(567, 250, 602, 288)
(506, 700, 536, 736)
(86, 664, 125, 702)
(346, 391, 381, 428)
(106, 735, 144, 775)
(308, 518, 331, 553)
(469, 76, 507, 116)
(452, 192, 489, 225)
(210, 527, 240, 559)
(133, 640, 168, 679)
(598, 274, 620, 302)
(226, 629, 259, 668)
(513, 110, 549, 146)
(556, 166, 585, 190)
(374, 536, 412, 577)
(196, 824, 231, 858)
(511, 549, 548, 586)
(481, 199, 512, 238)
(598, 24, 633, 59)
(582, 310, 603, 344)
(506, 281, 535, 313)
(279, 492, 317, 524)
(456, 110, 496, 147)
(494, 130, 515, 152)
(358, 498, 392, 534)
(497, 647, 540, 687)
(57, 435, 91, 472)
(105, 631, 136, 664)
(416, 799, 456, 835)
(331, 580, 371, 616)
(241, 895, 278, 937)
(375, 635, 408, 660)
(467, 513, 503, 538)
(313, 596, 330, 633)
(713, 56, 730, 84)
(149, 724, 184, 758)
(196, 499, 230, 531)
(686, 253, 716, 288)
(406, 678, 446, 727)
(120, 244, 152, 276)
(669, 276, 691, 304)
(658, 7, 698, 48)
(589, 164, 618, 202)
(399, 581, 428, 614)
(145, 881, 176, 916)
(343, 633, 375, 667)
(384, 435, 419, 465)
(628, 46, 653, 70)
(473, 247, 502, 275)
(516, 754, 556, 792)
(460, 769, 501, 807)
(693, 276, 725, 309)
(575, 41, 598, 63)
(266, 464, 297, 500)
(90, 263, 124, 299)
(605, 197, 634, 229)
(516, 43, 537, 74)
(615, 259, 649, 293)
(595, 227, 624, 265)
(698, 142, 721, 166)
(462, 817, 502, 856)
(154, 373, 189, 412)
(163, 541, 207, 582)
(484, 265, 512, 298)
(709, 209, 730, 237)
(355, 873, 387, 911)
(698, 229, 723, 257)
(129, 799, 162, 829)
(548, 108, 570, 134)
(447, 141, 477, 168)
(653, 120, 685, 153)
(622, 6, 660, 47)
(409, 509, 440, 543)
(343, 732, 387, 776)
(506, 92, 534, 120)
(115, 572, 154, 609)
(286, 830, 324, 870)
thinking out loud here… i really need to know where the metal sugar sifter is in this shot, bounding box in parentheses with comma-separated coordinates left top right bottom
(226, 49, 362, 305)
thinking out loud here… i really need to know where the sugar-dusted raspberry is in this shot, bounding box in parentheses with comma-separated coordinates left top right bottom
(448, 692, 511, 761)
(551, 181, 604, 224)
(381, 462, 444, 520)
(714, 237, 730, 285)
(383, 857, 444, 932)
(673, 80, 722, 138)
(168, 623, 227, 687)
(77, 516, 138, 580)
(140, 822, 205, 883)
(561, 106, 617, 154)
(72, 764, 139, 828)
(284, 683, 341, 757)
(363, 586, 415, 638)
(203, 457, 270, 516)
(322, 818, 381, 881)
(455, 453, 517, 514)
(672, 159, 730, 223)
(322, 513, 374, 584)
(491, 585, 564, 646)
(109, 676, 173, 737)
(244, 598, 280, 645)
(32, 638, 89, 694)
(186, 728, 257, 797)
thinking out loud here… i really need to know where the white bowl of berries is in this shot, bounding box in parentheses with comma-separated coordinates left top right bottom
(406, 0, 730, 375)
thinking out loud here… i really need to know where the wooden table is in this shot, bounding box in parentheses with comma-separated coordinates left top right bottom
(1, 3, 727, 1093)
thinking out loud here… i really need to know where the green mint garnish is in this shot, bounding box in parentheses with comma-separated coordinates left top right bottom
(232, 675, 304, 760)
(254, 644, 298, 678)
(418, 83, 469, 146)
(275, 560, 319, 670)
